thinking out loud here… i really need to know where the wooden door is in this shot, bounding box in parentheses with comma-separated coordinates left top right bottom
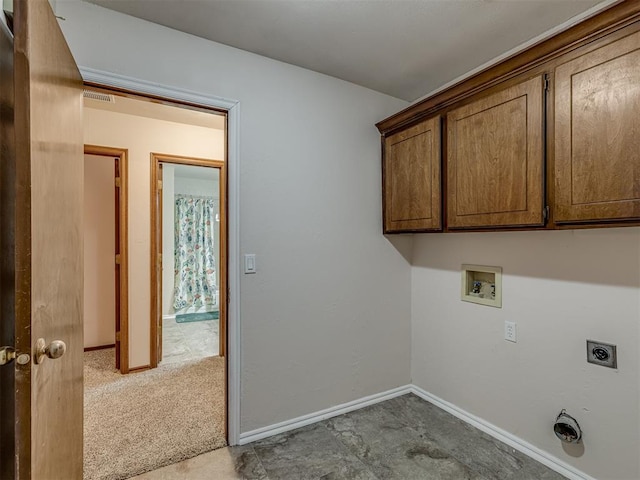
(383, 116, 441, 232)
(446, 76, 545, 229)
(554, 30, 640, 223)
(13, 1, 84, 478)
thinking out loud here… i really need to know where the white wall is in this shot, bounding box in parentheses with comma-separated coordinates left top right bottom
(83, 107, 225, 367)
(83, 154, 116, 348)
(412, 229, 640, 480)
(60, 0, 412, 433)
(174, 175, 219, 198)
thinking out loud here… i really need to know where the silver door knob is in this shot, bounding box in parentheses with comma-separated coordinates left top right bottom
(34, 338, 66, 364)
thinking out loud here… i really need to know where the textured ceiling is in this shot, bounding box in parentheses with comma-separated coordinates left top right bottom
(86, 0, 611, 101)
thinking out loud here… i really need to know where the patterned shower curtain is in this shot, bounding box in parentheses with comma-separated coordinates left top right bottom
(173, 194, 217, 310)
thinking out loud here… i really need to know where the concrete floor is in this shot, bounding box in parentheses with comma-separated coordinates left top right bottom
(133, 394, 565, 480)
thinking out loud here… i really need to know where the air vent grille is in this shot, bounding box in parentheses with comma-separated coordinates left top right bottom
(83, 90, 116, 103)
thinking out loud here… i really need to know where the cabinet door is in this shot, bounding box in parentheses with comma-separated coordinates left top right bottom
(447, 76, 545, 229)
(383, 116, 441, 232)
(555, 30, 640, 223)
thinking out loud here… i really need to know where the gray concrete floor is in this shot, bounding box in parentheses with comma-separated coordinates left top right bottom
(133, 394, 565, 480)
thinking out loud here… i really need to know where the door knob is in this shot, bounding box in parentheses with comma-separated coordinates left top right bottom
(34, 338, 66, 364)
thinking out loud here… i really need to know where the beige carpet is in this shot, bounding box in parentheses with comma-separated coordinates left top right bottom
(84, 349, 226, 480)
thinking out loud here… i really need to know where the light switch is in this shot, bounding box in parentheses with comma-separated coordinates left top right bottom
(244, 254, 256, 274)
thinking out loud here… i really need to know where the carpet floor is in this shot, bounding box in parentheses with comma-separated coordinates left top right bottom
(84, 349, 226, 480)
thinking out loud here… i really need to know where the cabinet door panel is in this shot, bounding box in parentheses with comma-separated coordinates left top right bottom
(384, 116, 441, 232)
(555, 30, 640, 223)
(447, 76, 544, 229)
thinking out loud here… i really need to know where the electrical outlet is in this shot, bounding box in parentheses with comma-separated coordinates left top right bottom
(587, 340, 617, 368)
(504, 321, 517, 343)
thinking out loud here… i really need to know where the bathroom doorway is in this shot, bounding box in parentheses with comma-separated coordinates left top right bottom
(150, 154, 226, 367)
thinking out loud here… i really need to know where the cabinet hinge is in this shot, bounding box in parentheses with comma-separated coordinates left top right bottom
(115, 177, 121, 188)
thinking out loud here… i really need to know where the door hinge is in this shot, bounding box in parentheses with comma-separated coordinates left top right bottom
(115, 254, 121, 265)
(543, 206, 550, 222)
(115, 331, 120, 342)
(158, 180, 163, 190)
(115, 177, 121, 188)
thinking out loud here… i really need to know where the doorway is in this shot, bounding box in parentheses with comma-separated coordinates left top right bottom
(151, 154, 227, 367)
(83, 145, 129, 373)
(82, 87, 230, 478)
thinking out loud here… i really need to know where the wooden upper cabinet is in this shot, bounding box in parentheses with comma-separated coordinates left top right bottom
(383, 116, 441, 232)
(554, 30, 640, 224)
(446, 76, 545, 229)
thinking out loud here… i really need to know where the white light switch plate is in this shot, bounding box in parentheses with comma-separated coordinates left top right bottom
(244, 254, 256, 274)
(505, 321, 517, 343)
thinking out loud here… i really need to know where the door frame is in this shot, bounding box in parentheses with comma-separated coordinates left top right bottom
(150, 153, 227, 366)
(80, 67, 241, 445)
(83, 145, 130, 374)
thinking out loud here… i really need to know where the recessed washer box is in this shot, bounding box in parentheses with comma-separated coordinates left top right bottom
(461, 264, 502, 308)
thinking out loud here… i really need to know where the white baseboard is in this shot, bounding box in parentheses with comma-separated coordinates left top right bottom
(238, 385, 412, 445)
(409, 385, 595, 480)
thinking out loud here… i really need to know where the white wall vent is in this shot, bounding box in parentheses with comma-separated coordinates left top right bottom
(83, 89, 115, 103)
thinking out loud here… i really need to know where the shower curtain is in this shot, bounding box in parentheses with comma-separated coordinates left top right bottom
(173, 194, 217, 311)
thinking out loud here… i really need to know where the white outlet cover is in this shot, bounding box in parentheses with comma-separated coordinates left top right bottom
(505, 321, 517, 343)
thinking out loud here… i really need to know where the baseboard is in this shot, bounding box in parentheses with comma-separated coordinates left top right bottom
(128, 364, 151, 373)
(238, 385, 412, 445)
(409, 385, 595, 480)
(84, 344, 116, 352)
